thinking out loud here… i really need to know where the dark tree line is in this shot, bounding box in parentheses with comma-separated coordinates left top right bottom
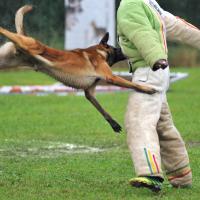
(159, 0, 200, 28)
(116, 0, 200, 28)
(0, 0, 199, 49)
(0, 0, 64, 48)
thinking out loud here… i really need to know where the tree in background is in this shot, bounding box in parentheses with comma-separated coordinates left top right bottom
(1, 0, 200, 66)
(0, 0, 64, 48)
(1, 0, 199, 48)
(116, 0, 200, 28)
(158, 0, 200, 28)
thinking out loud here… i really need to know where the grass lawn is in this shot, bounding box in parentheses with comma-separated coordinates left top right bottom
(0, 68, 200, 199)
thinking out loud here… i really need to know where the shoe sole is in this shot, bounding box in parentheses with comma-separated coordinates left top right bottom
(130, 181, 161, 192)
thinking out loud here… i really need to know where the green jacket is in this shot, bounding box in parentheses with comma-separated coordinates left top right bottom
(117, 0, 168, 68)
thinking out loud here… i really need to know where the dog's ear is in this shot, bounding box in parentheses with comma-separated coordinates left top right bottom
(99, 32, 109, 45)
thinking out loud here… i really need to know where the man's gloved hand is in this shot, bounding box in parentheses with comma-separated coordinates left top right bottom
(152, 59, 169, 71)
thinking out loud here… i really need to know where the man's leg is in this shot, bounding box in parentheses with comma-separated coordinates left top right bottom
(125, 67, 169, 191)
(125, 90, 163, 178)
(157, 96, 192, 187)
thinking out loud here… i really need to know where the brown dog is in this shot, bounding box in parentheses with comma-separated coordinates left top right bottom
(0, 5, 156, 133)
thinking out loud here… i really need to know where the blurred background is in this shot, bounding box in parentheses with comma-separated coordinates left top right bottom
(0, 0, 200, 67)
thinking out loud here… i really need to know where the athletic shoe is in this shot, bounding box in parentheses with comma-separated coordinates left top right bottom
(129, 176, 163, 192)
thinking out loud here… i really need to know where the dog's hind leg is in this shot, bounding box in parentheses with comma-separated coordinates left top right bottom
(84, 85, 122, 133)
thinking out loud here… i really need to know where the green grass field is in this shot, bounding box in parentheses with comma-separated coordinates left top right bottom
(0, 68, 200, 200)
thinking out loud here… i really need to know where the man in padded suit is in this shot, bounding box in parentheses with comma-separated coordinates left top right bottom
(117, 0, 200, 192)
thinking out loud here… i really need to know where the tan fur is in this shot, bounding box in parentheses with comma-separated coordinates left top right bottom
(15, 5, 33, 35)
(0, 5, 157, 132)
(96, 49, 107, 58)
(0, 5, 33, 69)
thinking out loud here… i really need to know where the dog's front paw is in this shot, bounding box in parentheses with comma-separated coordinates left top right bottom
(108, 119, 122, 133)
(138, 85, 157, 94)
(146, 87, 157, 94)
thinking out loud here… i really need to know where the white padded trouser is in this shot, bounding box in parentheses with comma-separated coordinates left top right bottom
(125, 66, 192, 186)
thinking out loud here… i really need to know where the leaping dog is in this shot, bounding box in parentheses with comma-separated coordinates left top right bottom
(0, 5, 156, 132)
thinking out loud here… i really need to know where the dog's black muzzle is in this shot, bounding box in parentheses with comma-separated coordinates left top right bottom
(107, 47, 127, 66)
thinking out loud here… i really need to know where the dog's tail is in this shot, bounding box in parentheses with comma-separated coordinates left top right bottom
(15, 5, 33, 35)
(0, 27, 55, 67)
(0, 27, 43, 54)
